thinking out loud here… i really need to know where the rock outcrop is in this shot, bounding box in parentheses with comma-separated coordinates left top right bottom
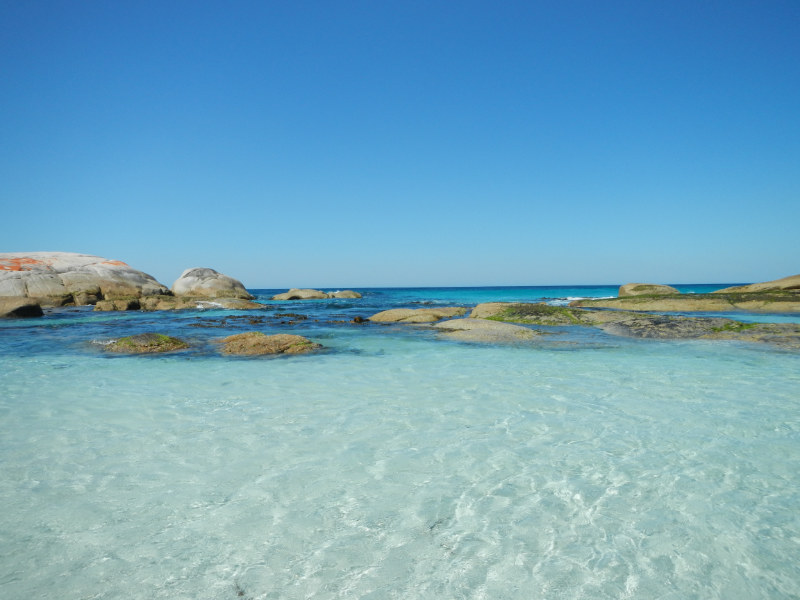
(271, 288, 362, 300)
(220, 332, 322, 355)
(93, 296, 264, 312)
(713, 274, 800, 293)
(171, 268, 254, 299)
(618, 283, 680, 297)
(470, 302, 596, 325)
(0, 297, 44, 318)
(572, 274, 800, 313)
(104, 333, 189, 354)
(272, 289, 328, 300)
(434, 318, 539, 343)
(369, 307, 467, 323)
(0, 252, 169, 306)
(570, 294, 800, 313)
(475, 301, 800, 349)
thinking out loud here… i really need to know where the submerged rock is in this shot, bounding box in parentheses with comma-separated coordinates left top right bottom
(597, 314, 733, 339)
(220, 332, 322, 355)
(0, 252, 169, 306)
(0, 297, 44, 318)
(171, 267, 254, 299)
(369, 307, 467, 323)
(105, 333, 189, 354)
(618, 283, 680, 297)
(434, 318, 539, 343)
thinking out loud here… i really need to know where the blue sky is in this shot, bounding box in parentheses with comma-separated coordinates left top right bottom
(1, 1, 798, 287)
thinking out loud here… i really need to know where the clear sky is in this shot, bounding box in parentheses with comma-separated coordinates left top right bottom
(1, 1, 798, 288)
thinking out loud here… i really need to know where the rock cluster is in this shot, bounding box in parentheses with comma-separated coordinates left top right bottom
(474, 301, 800, 349)
(0, 252, 168, 307)
(271, 288, 361, 300)
(0, 252, 268, 315)
(571, 274, 800, 314)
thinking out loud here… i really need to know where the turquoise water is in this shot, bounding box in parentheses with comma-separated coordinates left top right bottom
(1, 286, 799, 599)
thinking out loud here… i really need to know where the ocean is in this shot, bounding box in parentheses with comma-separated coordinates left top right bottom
(1, 285, 799, 599)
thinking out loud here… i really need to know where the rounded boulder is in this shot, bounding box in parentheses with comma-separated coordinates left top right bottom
(171, 268, 253, 299)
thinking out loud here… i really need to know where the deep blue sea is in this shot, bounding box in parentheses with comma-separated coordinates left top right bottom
(2, 285, 799, 599)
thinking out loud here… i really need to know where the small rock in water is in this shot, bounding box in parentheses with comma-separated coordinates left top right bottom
(105, 333, 189, 354)
(220, 332, 322, 355)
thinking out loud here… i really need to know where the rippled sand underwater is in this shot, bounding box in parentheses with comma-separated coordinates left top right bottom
(1, 288, 799, 599)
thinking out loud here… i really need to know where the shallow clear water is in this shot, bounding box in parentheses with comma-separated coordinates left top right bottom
(2, 286, 799, 599)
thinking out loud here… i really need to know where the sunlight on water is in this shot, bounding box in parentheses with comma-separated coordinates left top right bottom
(2, 329, 799, 599)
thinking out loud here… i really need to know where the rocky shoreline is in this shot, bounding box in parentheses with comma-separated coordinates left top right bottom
(2, 252, 798, 351)
(570, 274, 800, 313)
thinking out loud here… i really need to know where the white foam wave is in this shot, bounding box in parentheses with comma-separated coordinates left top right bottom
(195, 301, 224, 309)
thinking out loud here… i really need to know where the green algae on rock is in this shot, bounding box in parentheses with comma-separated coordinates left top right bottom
(434, 318, 539, 343)
(105, 333, 189, 354)
(220, 332, 322, 356)
(470, 301, 800, 349)
(571, 274, 800, 313)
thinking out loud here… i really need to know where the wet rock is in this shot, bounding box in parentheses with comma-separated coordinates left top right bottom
(96, 295, 264, 312)
(220, 332, 322, 355)
(0, 297, 43, 318)
(597, 314, 732, 339)
(171, 267, 254, 299)
(471, 301, 800, 348)
(105, 333, 189, 354)
(327, 290, 362, 299)
(369, 307, 467, 323)
(94, 298, 141, 311)
(434, 318, 539, 343)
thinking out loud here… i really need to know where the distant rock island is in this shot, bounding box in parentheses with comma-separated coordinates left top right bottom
(571, 274, 800, 313)
(271, 288, 362, 300)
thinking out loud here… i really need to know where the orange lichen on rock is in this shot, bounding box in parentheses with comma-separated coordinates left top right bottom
(101, 260, 129, 267)
(0, 257, 45, 271)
